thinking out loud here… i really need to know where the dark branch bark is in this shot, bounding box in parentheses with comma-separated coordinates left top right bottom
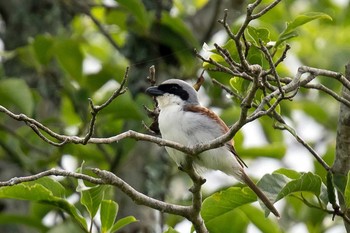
(333, 63, 350, 232)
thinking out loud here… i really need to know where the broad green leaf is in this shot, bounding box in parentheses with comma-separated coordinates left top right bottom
(239, 143, 286, 159)
(81, 185, 107, 218)
(344, 171, 350, 208)
(150, 23, 197, 74)
(0, 78, 34, 116)
(0, 181, 87, 229)
(240, 205, 281, 233)
(203, 207, 249, 233)
(284, 12, 332, 35)
(163, 227, 180, 233)
(276, 172, 323, 201)
(34, 177, 66, 198)
(246, 26, 270, 45)
(276, 12, 332, 47)
(273, 168, 302, 179)
(326, 171, 337, 207)
(257, 173, 290, 204)
(115, 0, 151, 32)
(47, 220, 87, 233)
(201, 187, 256, 226)
(61, 95, 82, 126)
(110, 216, 138, 232)
(54, 39, 83, 80)
(229, 77, 251, 94)
(246, 45, 265, 66)
(333, 173, 347, 195)
(16, 45, 41, 69)
(32, 34, 54, 65)
(211, 39, 240, 63)
(101, 200, 118, 233)
(97, 91, 144, 120)
(222, 39, 239, 60)
(0, 213, 48, 232)
(160, 12, 199, 47)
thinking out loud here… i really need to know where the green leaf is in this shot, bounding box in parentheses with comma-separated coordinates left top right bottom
(0, 180, 87, 229)
(100, 200, 118, 233)
(285, 12, 332, 34)
(32, 34, 54, 65)
(47, 220, 87, 233)
(163, 227, 180, 233)
(110, 216, 138, 232)
(0, 78, 34, 116)
(344, 171, 350, 208)
(273, 168, 302, 179)
(246, 26, 270, 45)
(160, 12, 199, 47)
(115, 0, 151, 32)
(0, 214, 48, 231)
(33, 177, 66, 198)
(81, 185, 107, 219)
(257, 173, 290, 204)
(54, 39, 83, 80)
(203, 207, 249, 233)
(326, 171, 337, 207)
(201, 187, 256, 232)
(16, 45, 41, 69)
(240, 205, 281, 233)
(276, 12, 332, 47)
(229, 77, 251, 95)
(276, 172, 323, 202)
(97, 91, 144, 120)
(246, 45, 265, 66)
(239, 143, 286, 159)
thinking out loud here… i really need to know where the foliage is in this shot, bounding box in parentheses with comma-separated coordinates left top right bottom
(0, 0, 350, 233)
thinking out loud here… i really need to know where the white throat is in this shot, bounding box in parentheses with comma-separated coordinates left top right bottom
(156, 94, 185, 110)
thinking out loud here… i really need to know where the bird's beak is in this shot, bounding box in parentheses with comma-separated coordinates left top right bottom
(146, 86, 164, 96)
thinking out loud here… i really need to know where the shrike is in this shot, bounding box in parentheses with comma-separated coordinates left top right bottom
(146, 79, 280, 217)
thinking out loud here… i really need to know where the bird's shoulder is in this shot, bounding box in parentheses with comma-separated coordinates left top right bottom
(183, 104, 229, 132)
(184, 104, 248, 168)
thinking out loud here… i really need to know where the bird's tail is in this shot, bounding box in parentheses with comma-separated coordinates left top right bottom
(241, 172, 280, 218)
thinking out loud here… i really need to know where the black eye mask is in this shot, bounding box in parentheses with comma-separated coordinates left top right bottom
(158, 84, 189, 101)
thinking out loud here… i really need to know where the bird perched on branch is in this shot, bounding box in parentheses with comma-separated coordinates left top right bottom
(146, 79, 280, 218)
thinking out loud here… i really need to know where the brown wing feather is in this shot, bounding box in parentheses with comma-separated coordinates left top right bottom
(184, 105, 247, 168)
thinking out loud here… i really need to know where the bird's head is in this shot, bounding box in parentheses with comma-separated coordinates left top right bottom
(146, 79, 199, 109)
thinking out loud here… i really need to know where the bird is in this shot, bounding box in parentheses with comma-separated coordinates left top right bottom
(146, 79, 280, 218)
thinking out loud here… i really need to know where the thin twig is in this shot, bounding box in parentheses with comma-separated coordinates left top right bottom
(260, 40, 284, 96)
(84, 10, 121, 51)
(251, 0, 283, 19)
(274, 123, 331, 171)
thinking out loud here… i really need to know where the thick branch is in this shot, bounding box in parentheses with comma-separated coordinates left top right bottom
(333, 63, 350, 232)
(0, 168, 191, 217)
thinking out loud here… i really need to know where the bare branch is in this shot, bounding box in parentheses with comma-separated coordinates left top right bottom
(274, 123, 331, 171)
(0, 168, 191, 218)
(83, 67, 129, 144)
(274, 44, 291, 68)
(0, 169, 104, 186)
(304, 83, 350, 108)
(260, 40, 284, 96)
(251, 0, 283, 19)
(213, 43, 242, 71)
(91, 169, 191, 217)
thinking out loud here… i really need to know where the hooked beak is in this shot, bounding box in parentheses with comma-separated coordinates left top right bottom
(146, 86, 164, 96)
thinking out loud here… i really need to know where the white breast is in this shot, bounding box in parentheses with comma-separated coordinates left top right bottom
(157, 100, 243, 178)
